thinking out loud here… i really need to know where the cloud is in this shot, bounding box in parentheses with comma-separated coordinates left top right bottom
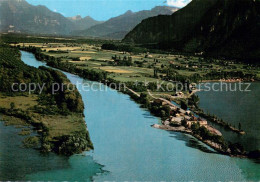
(166, 0, 192, 8)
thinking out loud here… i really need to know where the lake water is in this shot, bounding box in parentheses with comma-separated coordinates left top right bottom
(196, 82, 260, 151)
(1, 51, 259, 181)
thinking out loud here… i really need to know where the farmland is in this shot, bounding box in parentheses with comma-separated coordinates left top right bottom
(11, 41, 260, 89)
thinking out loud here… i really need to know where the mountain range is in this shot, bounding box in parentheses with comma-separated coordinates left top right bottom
(67, 15, 103, 31)
(74, 6, 179, 39)
(123, 0, 260, 61)
(0, 0, 75, 35)
(0, 0, 178, 39)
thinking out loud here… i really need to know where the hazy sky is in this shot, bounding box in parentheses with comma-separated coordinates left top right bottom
(26, 0, 191, 21)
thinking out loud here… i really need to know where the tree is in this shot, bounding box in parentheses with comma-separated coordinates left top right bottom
(181, 119, 188, 127)
(180, 100, 188, 110)
(154, 68, 158, 78)
(140, 93, 150, 107)
(191, 122, 200, 133)
(188, 94, 200, 107)
(229, 142, 245, 155)
(238, 123, 242, 131)
(199, 126, 212, 140)
(10, 102, 15, 110)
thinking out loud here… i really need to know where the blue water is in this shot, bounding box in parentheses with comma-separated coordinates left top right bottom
(16, 51, 260, 181)
(0, 122, 71, 180)
(197, 82, 260, 151)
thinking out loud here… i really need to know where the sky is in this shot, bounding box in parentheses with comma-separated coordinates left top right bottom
(26, 0, 191, 21)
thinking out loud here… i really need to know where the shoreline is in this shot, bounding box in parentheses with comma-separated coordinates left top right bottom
(0, 45, 93, 156)
(15, 47, 258, 159)
(189, 86, 246, 135)
(200, 79, 257, 83)
(151, 124, 248, 158)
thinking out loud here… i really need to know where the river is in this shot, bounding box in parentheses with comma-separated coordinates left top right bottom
(1, 51, 259, 181)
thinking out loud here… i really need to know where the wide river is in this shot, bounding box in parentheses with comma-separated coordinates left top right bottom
(1, 51, 259, 181)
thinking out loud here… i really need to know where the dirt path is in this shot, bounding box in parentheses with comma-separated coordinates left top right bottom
(126, 87, 140, 97)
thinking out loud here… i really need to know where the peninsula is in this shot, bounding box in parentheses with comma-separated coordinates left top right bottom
(0, 41, 93, 156)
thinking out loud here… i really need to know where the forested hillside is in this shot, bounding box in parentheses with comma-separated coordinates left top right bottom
(124, 0, 260, 62)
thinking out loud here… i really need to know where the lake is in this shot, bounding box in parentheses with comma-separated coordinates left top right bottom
(196, 82, 260, 151)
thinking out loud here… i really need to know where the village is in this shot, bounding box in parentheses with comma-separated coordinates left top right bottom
(152, 97, 221, 135)
(148, 95, 227, 153)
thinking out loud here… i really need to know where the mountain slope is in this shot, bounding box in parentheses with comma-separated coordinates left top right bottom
(0, 0, 75, 35)
(76, 6, 179, 39)
(0, 0, 101, 35)
(123, 0, 260, 61)
(67, 15, 103, 31)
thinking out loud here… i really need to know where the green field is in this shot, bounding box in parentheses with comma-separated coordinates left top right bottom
(11, 41, 260, 87)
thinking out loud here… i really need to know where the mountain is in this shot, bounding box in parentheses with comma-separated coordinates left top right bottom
(0, 0, 101, 35)
(0, 0, 75, 35)
(67, 15, 103, 31)
(75, 6, 179, 39)
(123, 0, 260, 61)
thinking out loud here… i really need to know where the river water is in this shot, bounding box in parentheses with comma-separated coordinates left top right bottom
(1, 51, 259, 181)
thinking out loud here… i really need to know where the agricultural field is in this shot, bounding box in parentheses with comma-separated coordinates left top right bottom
(11, 42, 260, 86)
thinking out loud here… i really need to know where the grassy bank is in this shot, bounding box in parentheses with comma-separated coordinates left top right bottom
(0, 42, 93, 156)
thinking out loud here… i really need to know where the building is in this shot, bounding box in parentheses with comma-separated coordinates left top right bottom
(170, 116, 183, 126)
(186, 120, 207, 128)
(153, 99, 167, 106)
(199, 120, 207, 126)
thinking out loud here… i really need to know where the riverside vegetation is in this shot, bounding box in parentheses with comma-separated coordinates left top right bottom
(0, 41, 93, 156)
(6, 34, 260, 159)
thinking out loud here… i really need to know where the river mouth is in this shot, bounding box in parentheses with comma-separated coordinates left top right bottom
(4, 50, 258, 181)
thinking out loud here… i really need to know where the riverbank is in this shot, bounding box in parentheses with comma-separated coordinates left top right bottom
(171, 90, 246, 135)
(151, 124, 248, 157)
(151, 124, 227, 155)
(193, 109, 246, 135)
(141, 94, 247, 158)
(201, 79, 257, 83)
(0, 44, 93, 156)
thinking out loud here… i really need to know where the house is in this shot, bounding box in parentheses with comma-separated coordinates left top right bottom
(170, 106, 177, 111)
(153, 99, 167, 106)
(175, 113, 181, 117)
(170, 116, 183, 126)
(171, 117, 183, 123)
(198, 118, 207, 126)
(185, 110, 191, 115)
(199, 120, 207, 126)
(178, 108, 186, 115)
(186, 119, 207, 128)
(184, 115, 191, 120)
(187, 121, 197, 128)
